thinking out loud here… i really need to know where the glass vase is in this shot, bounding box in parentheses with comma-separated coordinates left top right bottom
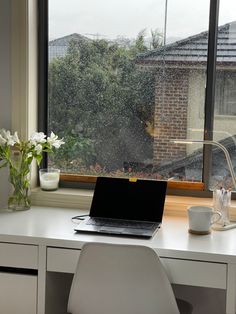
(8, 178, 31, 211)
(8, 150, 31, 211)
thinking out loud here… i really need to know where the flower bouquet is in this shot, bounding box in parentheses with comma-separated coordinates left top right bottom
(0, 129, 64, 210)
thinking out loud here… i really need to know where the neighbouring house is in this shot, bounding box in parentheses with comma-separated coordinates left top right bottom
(49, 33, 91, 62)
(136, 21, 236, 174)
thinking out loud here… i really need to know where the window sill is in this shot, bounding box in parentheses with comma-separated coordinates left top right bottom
(31, 187, 93, 210)
(31, 187, 236, 220)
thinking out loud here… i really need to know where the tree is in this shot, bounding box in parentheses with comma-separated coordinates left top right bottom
(48, 31, 161, 172)
(151, 29, 163, 49)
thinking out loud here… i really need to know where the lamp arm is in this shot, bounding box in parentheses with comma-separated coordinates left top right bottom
(203, 141, 236, 189)
(189, 129, 236, 148)
(172, 138, 236, 190)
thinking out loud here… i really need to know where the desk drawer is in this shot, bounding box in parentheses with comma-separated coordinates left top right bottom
(0, 243, 38, 269)
(47, 248, 227, 289)
(160, 257, 227, 289)
(0, 272, 37, 314)
(47, 248, 81, 273)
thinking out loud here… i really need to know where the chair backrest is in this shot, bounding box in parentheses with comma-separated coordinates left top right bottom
(68, 242, 180, 314)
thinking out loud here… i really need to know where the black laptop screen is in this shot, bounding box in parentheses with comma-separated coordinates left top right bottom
(90, 177, 167, 222)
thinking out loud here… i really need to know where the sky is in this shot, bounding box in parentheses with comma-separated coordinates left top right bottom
(49, 0, 236, 42)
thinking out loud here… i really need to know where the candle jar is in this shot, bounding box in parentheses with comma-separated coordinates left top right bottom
(39, 168, 60, 191)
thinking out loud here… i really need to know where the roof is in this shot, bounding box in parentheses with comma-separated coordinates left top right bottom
(49, 33, 91, 46)
(136, 21, 236, 65)
(49, 33, 91, 61)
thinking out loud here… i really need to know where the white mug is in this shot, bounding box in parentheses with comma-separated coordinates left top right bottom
(188, 206, 222, 234)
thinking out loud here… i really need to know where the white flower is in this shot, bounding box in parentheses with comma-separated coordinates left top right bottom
(27, 152, 33, 158)
(0, 129, 6, 137)
(30, 132, 46, 145)
(52, 138, 65, 148)
(0, 129, 63, 168)
(35, 144, 43, 155)
(7, 138, 16, 146)
(1, 129, 17, 146)
(47, 132, 57, 144)
(1, 129, 10, 139)
(12, 132, 20, 144)
(47, 132, 65, 148)
(0, 134, 7, 146)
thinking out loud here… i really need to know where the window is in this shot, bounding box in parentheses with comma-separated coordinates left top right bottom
(215, 72, 236, 116)
(39, 0, 236, 193)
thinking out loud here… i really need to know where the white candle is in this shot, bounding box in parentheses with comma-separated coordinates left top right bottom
(39, 169, 60, 191)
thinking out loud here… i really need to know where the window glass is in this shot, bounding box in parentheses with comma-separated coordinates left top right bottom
(48, 0, 209, 182)
(215, 72, 236, 116)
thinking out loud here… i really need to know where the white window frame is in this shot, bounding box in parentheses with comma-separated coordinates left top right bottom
(11, 0, 93, 209)
(11, 0, 37, 186)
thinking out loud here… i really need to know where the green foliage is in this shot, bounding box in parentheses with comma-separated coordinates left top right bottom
(151, 29, 163, 49)
(51, 132, 95, 167)
(133, 29, 148, 53)
(48, 30, 161, 172)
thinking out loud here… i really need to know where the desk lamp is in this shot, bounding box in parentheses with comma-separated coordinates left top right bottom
(171, 139, 236, 230)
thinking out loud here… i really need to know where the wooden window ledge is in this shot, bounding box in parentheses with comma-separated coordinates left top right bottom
(31, 187, 236, 221)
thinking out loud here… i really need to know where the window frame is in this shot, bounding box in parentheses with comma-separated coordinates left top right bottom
(11, 0, 38, 188)
(38, 0, 221, 196)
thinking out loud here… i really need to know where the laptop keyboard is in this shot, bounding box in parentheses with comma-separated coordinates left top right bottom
(86, 217, 156, 229)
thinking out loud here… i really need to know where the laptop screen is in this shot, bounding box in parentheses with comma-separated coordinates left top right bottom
(90, 177, 167, 222)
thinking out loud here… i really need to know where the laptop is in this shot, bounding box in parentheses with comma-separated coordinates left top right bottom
(74, 177, 167, 238)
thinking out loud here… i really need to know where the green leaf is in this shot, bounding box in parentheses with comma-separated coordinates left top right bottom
(36, 155, 42, 166)
(0, 161, 8, 169)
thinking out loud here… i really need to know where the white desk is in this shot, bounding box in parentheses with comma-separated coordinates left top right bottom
(0, 206, 235, 314)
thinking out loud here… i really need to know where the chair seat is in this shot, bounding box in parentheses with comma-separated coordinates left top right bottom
(176, 298, 193, 314)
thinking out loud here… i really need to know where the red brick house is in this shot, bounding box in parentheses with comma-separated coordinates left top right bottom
(136, 21, 236, 171)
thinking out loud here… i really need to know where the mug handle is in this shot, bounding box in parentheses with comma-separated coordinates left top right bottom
(211, 211, 222, 225)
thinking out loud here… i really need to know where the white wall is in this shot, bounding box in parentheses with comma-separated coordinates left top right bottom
(0, 0, 11, 208)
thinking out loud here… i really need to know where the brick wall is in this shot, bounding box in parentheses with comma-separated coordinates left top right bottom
(153, 68, 189, 165)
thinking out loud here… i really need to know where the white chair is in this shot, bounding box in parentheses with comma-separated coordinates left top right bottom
(68, 242, 193, 314)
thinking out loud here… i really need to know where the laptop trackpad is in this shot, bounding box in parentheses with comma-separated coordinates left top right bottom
(100, 226, 124, 234)
(99, 226, 149, 236)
